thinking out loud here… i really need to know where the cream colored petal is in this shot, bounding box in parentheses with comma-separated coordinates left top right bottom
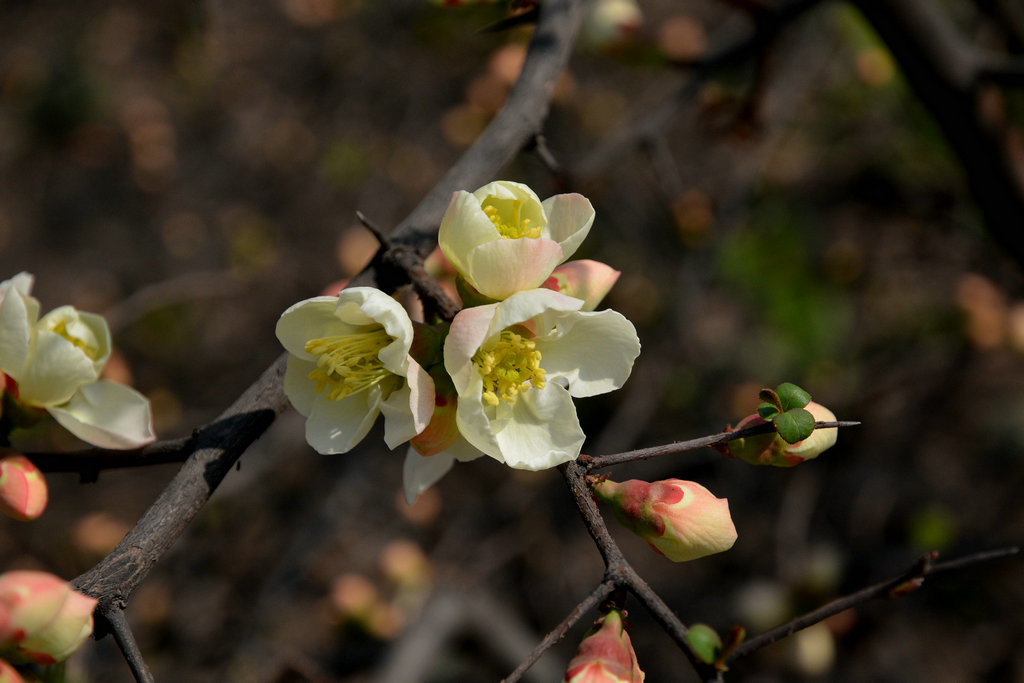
(487, 289, 582, 338)
(38, 306, 111, 374)
(535, 309, 640, 397)
(464, 238, 564, 300)
(444, 303, 499, 393)
(493, 383, 583, 470)
(276, 296, 351, 359)
(0, 278, 39, 380)
(402, 447, 455, 505)
(550, 260, 620, 311)
(304, 388, 381, 454)
(47, 380, 155, 449)
(283, 355, 319, 417)
(346, 287, 414, 373)
(380, 359, 434, 449)
(17, 330, 100, 406)
(439, 191, 504, 277)
(454, 375, 504, 462)
(541, 193, 595, 261)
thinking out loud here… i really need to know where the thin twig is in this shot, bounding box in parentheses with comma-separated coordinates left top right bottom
(102, 607, 155, 683)
(583, 421, 860, 470)
(27, 436, 192, 479)
(730, 546, 1021, 660)
(502, 580, 616, 683)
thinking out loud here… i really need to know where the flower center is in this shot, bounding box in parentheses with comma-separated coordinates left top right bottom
(47, 318, 101, 361)
(472, 329, 546, 406)
(305, 328, 393, 401)
(482, 199, 541, 240)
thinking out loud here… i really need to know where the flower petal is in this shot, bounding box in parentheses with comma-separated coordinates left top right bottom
(488, 289, 583, 339)
(283, 355, 319, 417)
(304, 388, 381, 454)
(541, 193, 594, 260)
(402, 447, 454, 505)
(17, 330, 102, 406)
(464, 238, 565, 300)
(38, 306, 111, 375)
(454, 375, 504, 461)
(535, 309, 640, 397)
(47, 380, 155, 449)
(275, 296, 350, 359)
(0, 276, 40, 380)
(444, 304, 499, 394)
(345, 288, 414, 373)
(550, 260, 621, 311)
(493, 383, 584, 470)
(438, 191, 504, 277)
(380, 358, 434, 449)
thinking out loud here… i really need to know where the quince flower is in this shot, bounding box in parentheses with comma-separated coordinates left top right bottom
(439, 181, 595, 301)
(444, 288, 639, 470)
(544, 260, 621, 312)
(593, 479, 737, 562)
(728, 401, 838, 467)
(564, 609, 644, 683)
(0, 273, 154, 449)
(0, 570, 97, 665)
(0, 453, 47, 521)
(276, 287, 434, 454)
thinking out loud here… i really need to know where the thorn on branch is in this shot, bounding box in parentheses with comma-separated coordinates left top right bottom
(356, 210, 391, 250)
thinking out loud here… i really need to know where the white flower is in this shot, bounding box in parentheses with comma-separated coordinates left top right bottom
(401, 434, 483, 505)
(276, 287, 434, 454)
(444, 288, 640, 470)
(0, 273, 155, 449)
(438, 181, 595, 300)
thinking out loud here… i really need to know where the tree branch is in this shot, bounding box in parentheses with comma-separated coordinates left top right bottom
(100, 606, 155, 683)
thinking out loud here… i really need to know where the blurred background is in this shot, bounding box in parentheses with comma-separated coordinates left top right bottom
(1, 0, 1023, 681)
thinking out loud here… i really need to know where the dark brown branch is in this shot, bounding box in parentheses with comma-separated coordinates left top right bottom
(27, 437, 191, 479)
(583, 421, 859, 470)
(729, 546, 1021, 661)
(101, 606, 155, 683)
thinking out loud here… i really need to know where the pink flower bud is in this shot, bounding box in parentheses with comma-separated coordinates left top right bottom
(545, 260, 621, 312)
(0, 453, 48, 521)
(593, 479, 737, 562)
(0, 659, 26, 683)
(0, 571, 96, 664)
(564, 610, 644, 683)
(728, 401, 838, 467)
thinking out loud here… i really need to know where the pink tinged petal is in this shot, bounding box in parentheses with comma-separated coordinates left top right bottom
(304, 388, 381, 454)
(535, 309, 640, 398)
(444, 304, 499, 394)
(493, 383, 584, 470)
(275, 296, 350, 359)
(380, 359, 435, 449)
(0, 281, 39, 381)
(541, 193, 595, 261)
(0, 454, 48, 521)
(487, 289, 583, 338)
(46, 380, 156, 449)
(283, 356, 319, 417)
(649, 480, 736, 562)
(463, 238, 564, 300)
(551, 260, 621, 311)
(438, 191, 505, 277)
(402, 447, 455, 505)
(17, 587, 96, 664)
(564, 611, 643, 683)
(409, 391, 459, 457)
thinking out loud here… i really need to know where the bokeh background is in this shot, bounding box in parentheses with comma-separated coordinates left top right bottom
(2, 1, 1023, 681)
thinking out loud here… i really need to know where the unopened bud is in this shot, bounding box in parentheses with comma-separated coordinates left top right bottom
(728, 402, 837, 467)
(0, 659, 25, 683)
(0, 453, 48, 521)
(593, 479, 737, 562)
(564, 609, 644, 683)
(0, 571, 97, 664)
(544, 260, 621, 311)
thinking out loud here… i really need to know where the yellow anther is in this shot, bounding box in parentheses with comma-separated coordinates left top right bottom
(482, 198, 542, 240)
(304, 328, 393, 400)
(472, 329, 545, 405)
(47, 318, 101, 361)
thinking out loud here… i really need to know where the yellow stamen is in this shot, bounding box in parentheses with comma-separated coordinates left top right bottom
(482, 199, 542, 240)
(305, 328, 394, 401)
(47, 318, 101, 360)
(472, 329, 546, 405)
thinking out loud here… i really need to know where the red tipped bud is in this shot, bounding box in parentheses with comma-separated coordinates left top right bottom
(0, 659, 26, 683)
(593, 479, 737, 562)
(0, 571, 96, 664)
(564, 609, 644, 683)
(728, 401, 837, 467)
(0, 453, 48, 521)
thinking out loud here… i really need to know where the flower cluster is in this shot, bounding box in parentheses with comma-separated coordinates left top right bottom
(0, 273, 156, 521)
(0, 570, 97, 676)
(277, 181, 640, 503)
